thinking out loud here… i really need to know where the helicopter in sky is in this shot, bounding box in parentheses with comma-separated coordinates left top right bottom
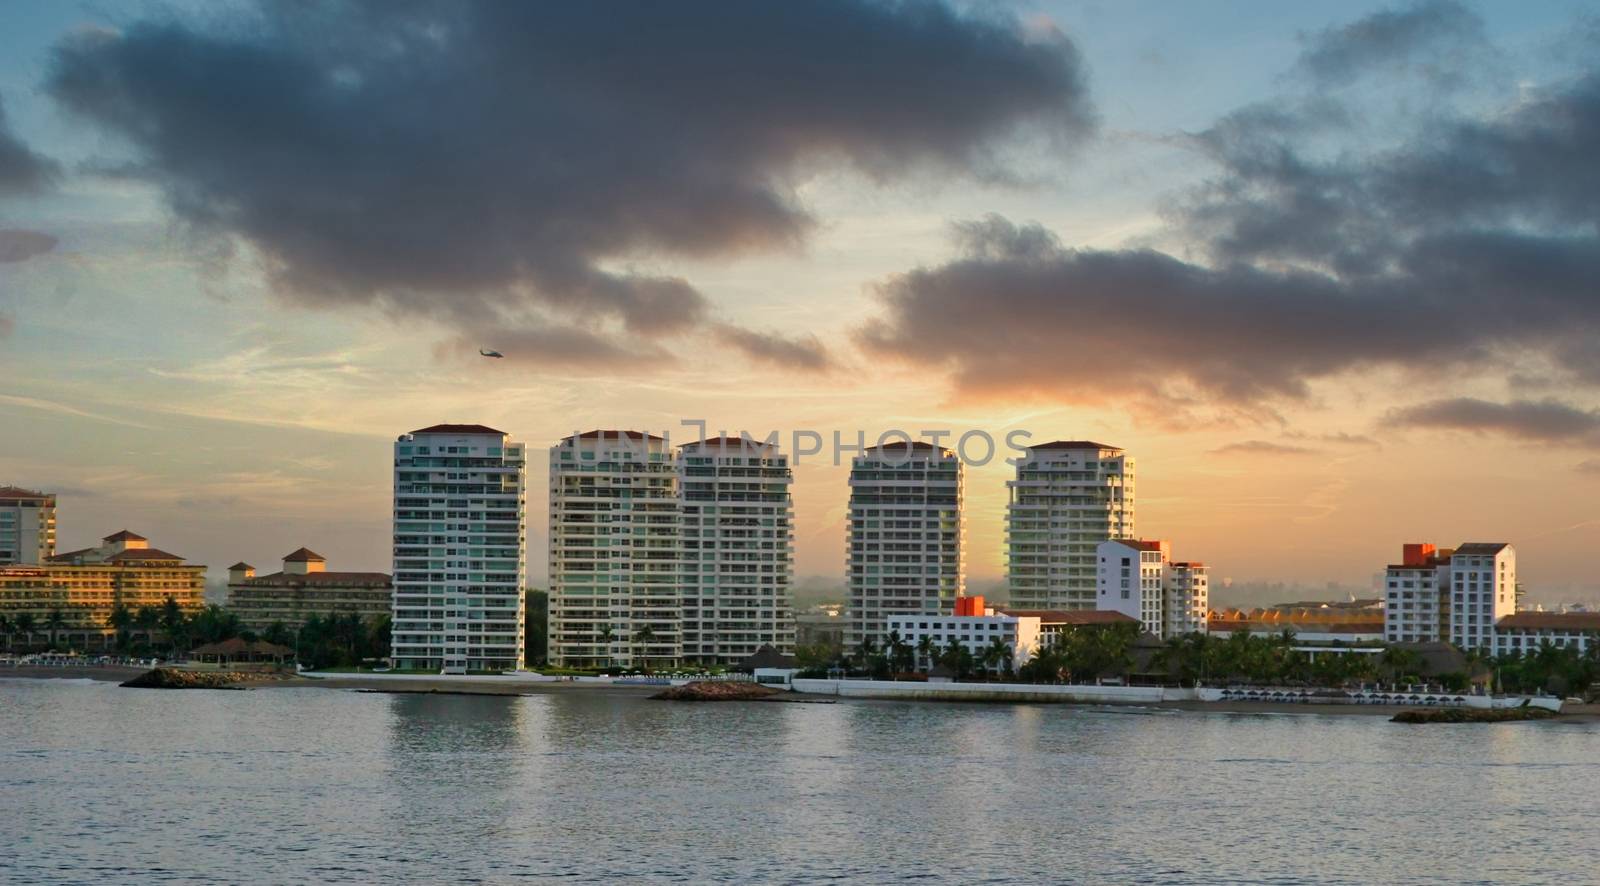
(479, 348, 504, 358)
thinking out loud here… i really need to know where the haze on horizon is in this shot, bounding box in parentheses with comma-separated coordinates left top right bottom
(2, 0, 1599, 605)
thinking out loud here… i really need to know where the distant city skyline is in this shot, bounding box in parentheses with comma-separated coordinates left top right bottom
(4, 1, 1600, 599)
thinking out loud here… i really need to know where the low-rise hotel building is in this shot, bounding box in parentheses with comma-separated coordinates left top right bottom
(0, 530, 205, 649)
(1492, 612, 1600, 657)
(1094, 539, 1209, 639)
(886, 596, 1040, 670)
(227, 548, 392, 633)
(1209, 607, 1384, 643)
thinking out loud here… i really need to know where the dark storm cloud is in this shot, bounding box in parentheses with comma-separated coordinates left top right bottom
(46, 0, 1092, 350)
(713, 324, 831, 371)
(0, 96, 57, 196)
(1293, 0, 1491, 88)
(860, 3, 1600, 414)
(1383, 398, 1600, 446)
(0, 229, 59, 263)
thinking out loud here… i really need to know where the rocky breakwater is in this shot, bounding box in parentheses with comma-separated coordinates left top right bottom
(652, 681, 783, 701)
(1392, 705, 1557, 724)
(121, 668, 292, 690)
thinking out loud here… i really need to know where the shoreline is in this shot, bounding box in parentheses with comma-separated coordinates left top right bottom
(6, 667, 1596, 720)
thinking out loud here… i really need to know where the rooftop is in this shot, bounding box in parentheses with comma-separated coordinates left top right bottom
(239, 571, 392, 587)
(102, 529, 147, 542)
(1453, 542, 1511, 556)
(861, 441, 952, 456)
(409, 423, 507, 436)
(190, 637, 295, 657)
(1000, 609, 1139, 626)
(282, 547, 326, 563)
(682, 436, 777, 450)
(1497, 612, 1600, 631)
(106, 548, 186, 562)
(566, 430, 665, 442)
(1028, 440, 1122, 451)
(0, 485, 52, 500)
(1107, 539, 1166, 552)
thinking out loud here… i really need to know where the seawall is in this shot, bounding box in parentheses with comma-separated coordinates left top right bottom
(792, 679, 1193, 704)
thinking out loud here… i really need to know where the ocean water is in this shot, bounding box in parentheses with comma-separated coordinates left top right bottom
(1, 679, 1596, 884)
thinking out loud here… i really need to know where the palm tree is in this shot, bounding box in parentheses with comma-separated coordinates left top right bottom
(45, 608, 66, 652)
(982, 637, 1012, 681)
(107, 604, 132, 652)
(159, 596, 186, 656)
(915, 636, 936, 672)
(0, 614, 13, 652)
(597, 626, 616, 668)
(854, 637, 877, 672)
(15, 612, 36, 652)
(632, 624, 657, 671)
(133, 605, 159, 648)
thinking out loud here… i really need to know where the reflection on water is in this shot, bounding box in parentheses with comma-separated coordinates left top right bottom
(2, 679, 1600, 884)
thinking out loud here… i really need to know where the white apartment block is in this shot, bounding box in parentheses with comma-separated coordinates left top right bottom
(1166, 562, 1209, 637)
(548, 431, 680, 669)
(846, 442, 964, 652)
(885, 607, 1040, 671)
(1448, 542, 1515, 652)
(392, 424, 527, 673)
(679, 437, 794, 664)
(1493, 612, 1600, 657)
(1382, 542, 1516, 650)
(1384, 544, 1451, 643)
(1008, 441, 1133, 611)
(0, 486, 55, 566)
(1095, 539, 1208, 639)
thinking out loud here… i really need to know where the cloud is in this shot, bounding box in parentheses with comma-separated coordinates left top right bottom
(1287, 431, 1382, 448)
(1293, 0, 1492, 88)
(0, 96, 58, 196)
(1383, 397, 1600, 446)
(434, 324, 670, 370)
(1211, 440, 1318, 456)
(0, 229, 59, 263)
(1578, 459, 1600, 475)
(713, 324, 831, 371)
(47, 1, 1092, 352)
(859, 4, 1600, 417)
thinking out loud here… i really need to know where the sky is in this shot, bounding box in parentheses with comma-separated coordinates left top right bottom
(2, 0, 1599, 604)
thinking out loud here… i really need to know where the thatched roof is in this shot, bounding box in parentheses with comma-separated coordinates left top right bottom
(190, 637, 294, 657)
(741, 644, 796, 670)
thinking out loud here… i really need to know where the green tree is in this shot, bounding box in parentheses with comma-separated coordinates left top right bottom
(0, 614, 12, 652)
(632, 624, 658, 671)
(45, 608, 66, 651)
(915, 636, 937, 672)
(107, 604, 133, 652)
(525, 589, 548, 665)
(262, 621, 292, 647)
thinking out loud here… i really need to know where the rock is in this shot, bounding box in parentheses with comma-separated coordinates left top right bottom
(120, 668, 286, 690)
(652, 681, 783, 701)
(1391, 705, 1557, 723)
